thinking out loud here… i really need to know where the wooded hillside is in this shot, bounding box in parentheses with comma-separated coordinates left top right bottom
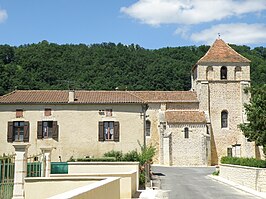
(0, 41, 265, 95)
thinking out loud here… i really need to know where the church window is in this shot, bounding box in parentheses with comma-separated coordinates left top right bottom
(146, 120, 151, 136)
(235, 66, 242, 80)
(221, 110, 228, 128)
(220, 66, 227, 79)
(206, 66, 213, 80)
(184, 127, 189, 138)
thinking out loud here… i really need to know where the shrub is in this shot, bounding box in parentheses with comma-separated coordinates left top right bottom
(221, 156, 266, 168)
(76, 157, 116, 162)
(104, 150, 123, 161)
(122, 150, 140, 162)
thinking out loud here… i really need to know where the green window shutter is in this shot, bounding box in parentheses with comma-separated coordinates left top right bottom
(98, 122, 104, 142)
(52, 121, 58, 140)
(37, 121, 43, 139)
(114, 122, 119, 142)
(7, 122, 14, 143)
(23, 121, 30, 142)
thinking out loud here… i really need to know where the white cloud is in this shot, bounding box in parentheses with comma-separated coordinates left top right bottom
(0, 8, 7, 23)
(121, 0, 266, 26)
(190, 23, 266, 45)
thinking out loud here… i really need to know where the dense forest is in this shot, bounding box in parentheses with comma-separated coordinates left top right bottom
(0, 41, 265, 95)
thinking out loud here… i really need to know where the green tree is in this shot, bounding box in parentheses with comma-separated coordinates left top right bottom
(240, 85, 266, 155)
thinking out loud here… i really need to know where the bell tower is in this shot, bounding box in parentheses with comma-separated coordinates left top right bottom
(191, 38, 253, 164)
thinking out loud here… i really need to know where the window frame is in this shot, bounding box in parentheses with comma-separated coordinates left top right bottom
(220, 66, 227, 80)
(221, 110, 228, 128)
(184, 127, 189, 139)
(145, 120, 151, 137)
(7, 121, 30, 142)
(37, 121, 59, 140)
(98, 121, 119, 142)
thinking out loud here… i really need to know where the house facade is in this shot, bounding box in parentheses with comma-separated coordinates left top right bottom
(0, 91, 146, 161)
(0, 39, 261, 165)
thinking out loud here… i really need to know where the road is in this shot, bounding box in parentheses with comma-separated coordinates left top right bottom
(151, 166, 261, 199)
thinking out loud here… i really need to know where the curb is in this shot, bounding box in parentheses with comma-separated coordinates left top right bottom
(208, 175, 266, 199)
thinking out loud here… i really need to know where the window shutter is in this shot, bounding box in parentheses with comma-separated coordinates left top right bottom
(98, 122, 104, 142)
(7, 122, 13, 143)
(52, 121, 58, 140)
(23, 121, 30, 142)
(114, 122, 119, 142)
(37, 121, 43, 139)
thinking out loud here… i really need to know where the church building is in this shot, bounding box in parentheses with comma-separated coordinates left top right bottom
(0, 39, 261, 166)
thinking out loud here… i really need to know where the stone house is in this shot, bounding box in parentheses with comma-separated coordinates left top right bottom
(0, 90, 147, 161)
(0, 39, 260, 165)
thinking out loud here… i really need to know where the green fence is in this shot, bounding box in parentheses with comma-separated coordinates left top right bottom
(27, 153, 43, 177)
(0, 155, 15, 199)
(51, 162, 68, 174)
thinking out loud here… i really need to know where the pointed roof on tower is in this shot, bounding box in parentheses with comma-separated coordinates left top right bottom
(197, 39, 251, 64)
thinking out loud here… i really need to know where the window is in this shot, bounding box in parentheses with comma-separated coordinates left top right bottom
(37, 121, 58, 140)
(221, 110, 228, 128)
(235, 66, 242, 80)
(232, 144, 241, 157)
(16, 109, 23, 118)
(146, 120, 151, 136)
(105, 109, 112, 117)
(184, 127, 189, 138)
(99, 121, 119, 142)
(227, 148, 232, 157)
(206, 66, 213, 80)
(7, 121, 30, 142)
(44, 108, 52, 116)
(220, 66, 227, 79)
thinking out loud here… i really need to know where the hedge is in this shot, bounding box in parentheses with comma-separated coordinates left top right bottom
(221, 156, 266, 168)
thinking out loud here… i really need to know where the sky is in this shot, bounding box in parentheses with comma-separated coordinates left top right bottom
(1, 0, 266, 49)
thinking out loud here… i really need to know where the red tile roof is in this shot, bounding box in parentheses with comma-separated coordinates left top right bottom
(0, 90, 144, 104)
(165, 110, 206, 124)
(130, 91, 198, 102)
(198, 39, 250, 64)
(0, 90, 199, 104)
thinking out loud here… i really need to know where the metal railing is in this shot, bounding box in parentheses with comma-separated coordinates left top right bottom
(0, 154, 15, 199)
(27, 153, 44, 177)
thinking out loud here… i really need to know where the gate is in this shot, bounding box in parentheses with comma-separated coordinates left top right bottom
(27, 153, 44, 177)
(0, 154, 15, 199)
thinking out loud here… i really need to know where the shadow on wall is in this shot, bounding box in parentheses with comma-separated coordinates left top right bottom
(210, 126, 218, 165)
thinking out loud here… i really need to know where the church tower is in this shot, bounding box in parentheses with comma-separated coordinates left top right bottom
(191, 38, 255, 164)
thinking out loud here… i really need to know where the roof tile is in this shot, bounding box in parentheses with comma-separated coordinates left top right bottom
(198, 39, 250, 64)
(165, 110, 206, 124)
(0, 90, 198, 104)
(130, 91, 198, 103)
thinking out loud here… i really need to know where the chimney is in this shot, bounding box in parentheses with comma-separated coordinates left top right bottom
(68, 90, 75, 102)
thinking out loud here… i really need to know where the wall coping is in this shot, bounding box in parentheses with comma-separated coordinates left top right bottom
(68, 161, 139, 166)
(46, 177, 120, 199)
(25, 176, 112, 182)
(220, 164, 266, 171)
(51, 170, 137, 177)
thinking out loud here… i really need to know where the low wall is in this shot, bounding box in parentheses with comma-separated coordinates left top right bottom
(52, 171, 137, 199)
(67, 162, 139, 198)
(220, 164, 266, 192)
(24, 176, 120, 199)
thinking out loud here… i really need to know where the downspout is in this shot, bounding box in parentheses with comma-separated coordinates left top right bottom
(142, 104, 149, 148)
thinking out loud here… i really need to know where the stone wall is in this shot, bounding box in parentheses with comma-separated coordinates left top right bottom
(169, 124, 210, 166)
(220, 164, 266, 192)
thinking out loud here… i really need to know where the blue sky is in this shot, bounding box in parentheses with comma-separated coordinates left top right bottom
(1, 0, 266, 49)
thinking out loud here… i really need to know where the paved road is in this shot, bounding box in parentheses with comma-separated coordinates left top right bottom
(151, 166, 261, 199)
